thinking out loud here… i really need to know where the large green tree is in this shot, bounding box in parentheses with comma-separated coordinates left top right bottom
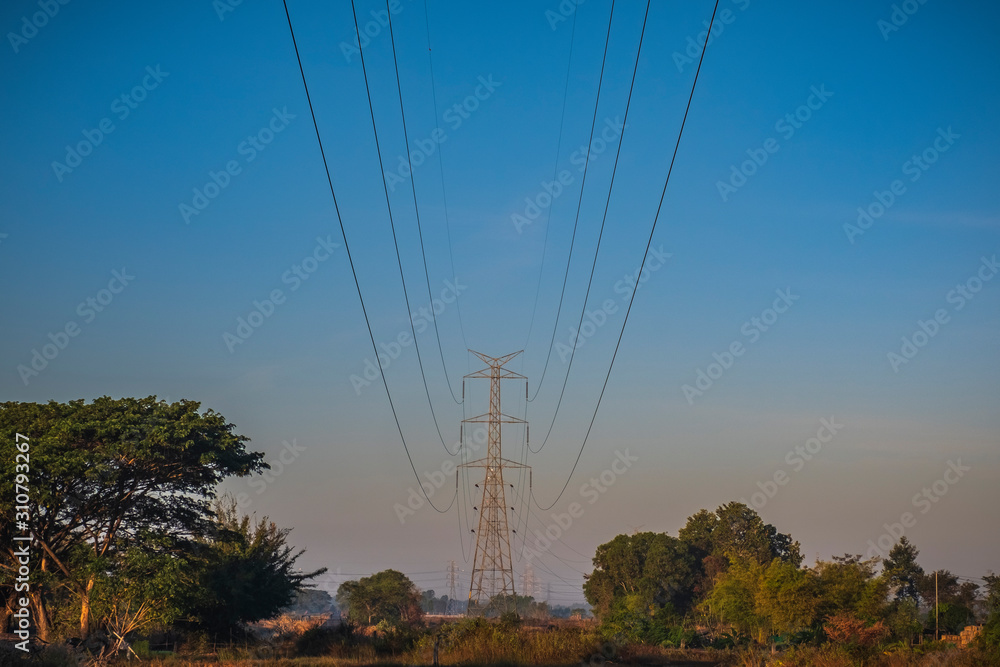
(336, 570, 423, 626)
(0, 397, 265, 637)
(677, 502, 801, 602)
(584, 532, 698, 620)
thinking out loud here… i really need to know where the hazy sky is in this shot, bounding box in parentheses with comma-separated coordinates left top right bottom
(1, 0, 998, 605)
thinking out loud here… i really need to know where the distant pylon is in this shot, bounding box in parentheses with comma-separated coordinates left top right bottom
(460, 350, 530, 614)
(521, 562, 537, 599)
(447, 560, 459, 613)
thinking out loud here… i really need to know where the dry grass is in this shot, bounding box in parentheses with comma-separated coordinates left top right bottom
(250, 614, 332, 641)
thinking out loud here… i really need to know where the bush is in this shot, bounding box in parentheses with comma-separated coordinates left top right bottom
(295, 624, 354, 656)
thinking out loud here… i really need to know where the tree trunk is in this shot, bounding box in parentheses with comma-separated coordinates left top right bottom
(29, 590, 50, 642)
(1, 593, 13, 633)
(80, 576, 95, 637)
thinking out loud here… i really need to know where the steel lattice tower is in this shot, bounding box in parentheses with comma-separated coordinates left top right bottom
(460, 350, 529, 614)
(446, 560, 459, 613)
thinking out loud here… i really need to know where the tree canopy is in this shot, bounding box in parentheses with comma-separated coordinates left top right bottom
(336, 570, 423, 627)
(0, 396, 320, 641)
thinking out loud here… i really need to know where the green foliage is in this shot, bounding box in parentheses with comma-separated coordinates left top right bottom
(813, 554, 888, 621)
(677, 502, 802, 604)
(178, 497, 326, 633)
(884, 598, 922, 644)
(0, 397, 264, 637)
(932, 601, 975, 634)
(701, 557, 818, 646)
(584, 532, 698, 620)
(882, 537, 924, 604)
(976, 573, 1000, 660)
(336, 569, 423, 627)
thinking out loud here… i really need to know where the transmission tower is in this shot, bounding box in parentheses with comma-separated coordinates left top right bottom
(446, 560, 459, 614)
(460, 350, 530, 614)
(521, 562, 537, 599)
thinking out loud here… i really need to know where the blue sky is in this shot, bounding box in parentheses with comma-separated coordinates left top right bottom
(1, 0, 998, 604)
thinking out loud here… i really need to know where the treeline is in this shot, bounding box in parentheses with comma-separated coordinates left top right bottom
(0, 397, 324, 647)
(584, 502, 998, 656)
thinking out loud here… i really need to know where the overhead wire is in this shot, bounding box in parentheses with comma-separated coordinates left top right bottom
(531, 0, 649, 454)
(351, 0, 458, 456)
(533, 0, 721, 511)
(521, 5, 578, 361)
(386, 0, 465, 406)
(422, 0, 471, 375)
(280, 0, 456, 513)
(526, 0, 617, 404)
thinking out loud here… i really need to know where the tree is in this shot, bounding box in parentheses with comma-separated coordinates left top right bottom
(336, 570, 423, 626)
(701, 558, 766, 643)
(758, 559, 818, 641)
(178, 498, 326, 633)
(701, 557, 817, 648)
(676, 502, 801, 604)
(710, 503, 802, 567)
(584, 532, 698, 621)
(882, 537, 924, 605)
(0, 397, 265, 637)
(284, 588, 334, 615)
(813, 554, 888, 621)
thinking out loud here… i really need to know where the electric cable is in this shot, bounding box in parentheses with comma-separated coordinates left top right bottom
(351, 0, 458, 455)
(531, 0, 650, 454)
(533, 0, 720, 510)
(527, 0, 617, 403)
(422, 0, 471, 375)
(386, 0, 465, 405)
(281, 0, 456, 512)
(522, 6, 578, 360)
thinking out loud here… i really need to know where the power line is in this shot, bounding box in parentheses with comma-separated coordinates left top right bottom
(522, 3, 578, 361)
(351, 0, 458, 456)
(527, 0, 617, 405)
(280, 0, 455, 513)
(386, 0, 465, 406)
(422, 0, 471, 380)
(533, 0, 721, 511)
(531, 0, 648, 454)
